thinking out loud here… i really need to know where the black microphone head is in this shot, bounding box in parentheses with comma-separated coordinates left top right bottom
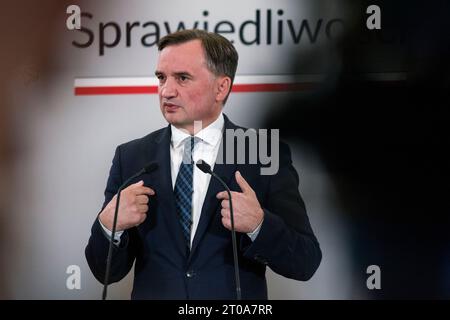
(196, 160, 212, 174)
(143, 162, 158, 173)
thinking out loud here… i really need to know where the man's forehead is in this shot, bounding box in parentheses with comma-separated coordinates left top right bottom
(160, 39, 203, 56)
(156, 42, 207, 71)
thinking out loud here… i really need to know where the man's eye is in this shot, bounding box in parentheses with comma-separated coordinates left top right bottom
(157, 75, 165, 82)
(179, 75, 188, 82)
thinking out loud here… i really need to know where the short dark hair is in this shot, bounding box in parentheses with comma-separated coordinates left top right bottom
(158, 29, 239, 104)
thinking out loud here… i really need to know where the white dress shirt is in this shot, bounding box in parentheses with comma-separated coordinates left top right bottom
(170, 112, 224, 246)
(100, 112, 262, 245)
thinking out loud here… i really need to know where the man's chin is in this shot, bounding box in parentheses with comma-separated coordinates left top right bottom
(163, 112, 180, 122)
(164, 114, 178, 122)
(164, 114, 192, 128)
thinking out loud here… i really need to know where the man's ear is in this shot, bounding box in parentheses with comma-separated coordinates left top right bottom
(215, 76, 232, 103)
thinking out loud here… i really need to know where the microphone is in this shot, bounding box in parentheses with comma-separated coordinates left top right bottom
(102, 162, 158, 300)
(196, 160, 242, 300)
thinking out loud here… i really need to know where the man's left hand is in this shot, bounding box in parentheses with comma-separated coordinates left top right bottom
(216, 171, 264, 233)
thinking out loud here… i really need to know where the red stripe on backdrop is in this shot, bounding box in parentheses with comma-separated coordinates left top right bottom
(74, 83, 316, 95)
(74, 86, 158, 95)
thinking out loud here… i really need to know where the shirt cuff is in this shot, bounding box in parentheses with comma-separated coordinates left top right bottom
(98, 218, 124, 245)
(246, 218, 263, 242)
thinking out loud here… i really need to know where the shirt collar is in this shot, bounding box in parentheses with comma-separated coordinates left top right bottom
(171, 112, 224, 148)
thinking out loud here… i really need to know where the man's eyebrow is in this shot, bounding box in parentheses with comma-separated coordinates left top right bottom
(173, 71, 192, 77)
(154, 70, 192, 77)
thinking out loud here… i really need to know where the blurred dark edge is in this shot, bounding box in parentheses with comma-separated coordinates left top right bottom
(263, 0, 450, 299)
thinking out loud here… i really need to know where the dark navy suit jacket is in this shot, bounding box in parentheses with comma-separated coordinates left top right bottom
(85, 115, 321, 299)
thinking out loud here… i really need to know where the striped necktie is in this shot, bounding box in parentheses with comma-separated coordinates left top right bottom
(174, 136, 198, 248)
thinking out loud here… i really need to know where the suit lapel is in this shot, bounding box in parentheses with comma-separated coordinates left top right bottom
(190, 115, 238, 258)
(152, 125, 188, 258)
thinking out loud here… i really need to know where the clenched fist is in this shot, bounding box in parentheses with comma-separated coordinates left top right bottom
(99, 180, 155, 231)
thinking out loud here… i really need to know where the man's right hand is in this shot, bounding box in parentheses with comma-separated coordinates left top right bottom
(98, 180, 155, 232)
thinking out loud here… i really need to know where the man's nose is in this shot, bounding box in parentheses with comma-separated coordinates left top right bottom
(160, 78, 178, 99)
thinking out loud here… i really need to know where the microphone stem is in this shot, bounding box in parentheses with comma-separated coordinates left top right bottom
(102, 185, 123, 300)
(212, 172, 242, 300)
(102, 169, 143, 300)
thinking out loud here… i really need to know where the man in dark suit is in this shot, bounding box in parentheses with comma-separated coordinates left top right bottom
(85, 29, 321, 299)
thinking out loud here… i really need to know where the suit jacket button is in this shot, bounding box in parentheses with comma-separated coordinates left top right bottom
(186, 270, 195, 278)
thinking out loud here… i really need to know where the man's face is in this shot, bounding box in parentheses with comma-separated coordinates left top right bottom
(155, 40, 223, 133)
